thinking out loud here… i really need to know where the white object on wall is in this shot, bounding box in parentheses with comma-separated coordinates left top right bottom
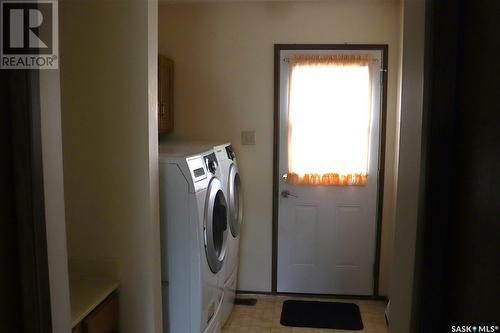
(241, 131, 256, 145)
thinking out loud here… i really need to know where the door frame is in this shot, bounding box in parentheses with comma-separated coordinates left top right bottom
(272, 44, 389, 297)
(2, 69, 53, 332)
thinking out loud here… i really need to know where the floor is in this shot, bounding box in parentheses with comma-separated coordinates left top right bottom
(222, 294, 388, 333)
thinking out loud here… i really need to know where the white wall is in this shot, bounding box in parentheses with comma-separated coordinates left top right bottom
(389, 0, 426, 331)
(60, 1, 162, 332)
(40, 69, 72, 333)
(159, 0, 401, 295)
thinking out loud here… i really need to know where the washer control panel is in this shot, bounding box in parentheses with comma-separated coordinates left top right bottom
(203, 153, 218, 174)
(186, 156, 207, 182)
(225, 145, 236, 160)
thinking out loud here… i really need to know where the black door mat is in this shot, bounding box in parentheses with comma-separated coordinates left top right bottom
(234, 298, 257, 306)
(280, 300, 363, 330)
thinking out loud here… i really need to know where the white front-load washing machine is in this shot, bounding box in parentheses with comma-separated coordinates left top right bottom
(159, 142, 229, 333)
(213, 143, 243, 325)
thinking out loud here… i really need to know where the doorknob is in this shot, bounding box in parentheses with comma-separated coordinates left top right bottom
(281, 173, 288, 182)
(281, 190, 298, 198)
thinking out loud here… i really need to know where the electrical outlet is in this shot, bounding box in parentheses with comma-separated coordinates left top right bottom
(241, 130, 256, 145)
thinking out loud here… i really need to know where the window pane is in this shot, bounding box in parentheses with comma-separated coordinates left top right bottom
(287, 58, 372, 185)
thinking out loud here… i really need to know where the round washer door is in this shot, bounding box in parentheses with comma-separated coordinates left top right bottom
(204, 178, 228, 273)
(228, 164, 243, 237)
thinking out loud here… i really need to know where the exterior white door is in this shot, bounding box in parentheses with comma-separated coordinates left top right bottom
(277, 48, 383, 295)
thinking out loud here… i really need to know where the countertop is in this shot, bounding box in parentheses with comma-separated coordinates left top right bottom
(69, 278, 119, 328)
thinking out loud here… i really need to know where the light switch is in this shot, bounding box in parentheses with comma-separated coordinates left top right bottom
(241, 130, 256, 145)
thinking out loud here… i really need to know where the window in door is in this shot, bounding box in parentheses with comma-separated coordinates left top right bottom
(286, 54, 374, 185)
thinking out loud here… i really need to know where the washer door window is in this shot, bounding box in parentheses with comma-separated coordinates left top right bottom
(204, 178, 228, 273)
(228, 164, 243, 237)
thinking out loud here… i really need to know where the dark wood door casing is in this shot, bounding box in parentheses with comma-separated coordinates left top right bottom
(1, 69, 52, 333)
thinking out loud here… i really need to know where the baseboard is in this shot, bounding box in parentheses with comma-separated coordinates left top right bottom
(236, 289, 273, 295)
(236, 290, 388, 303)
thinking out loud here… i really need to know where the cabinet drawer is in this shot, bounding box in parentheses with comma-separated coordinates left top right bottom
(83, 293, 118, 333)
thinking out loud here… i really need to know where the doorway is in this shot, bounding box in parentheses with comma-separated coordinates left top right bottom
(272, 44, 388, 296)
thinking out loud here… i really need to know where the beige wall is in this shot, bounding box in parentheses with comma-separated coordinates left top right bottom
(40, 69, 72, 333)
(159, 0, 401, 295)
(60, 1, 162, 331)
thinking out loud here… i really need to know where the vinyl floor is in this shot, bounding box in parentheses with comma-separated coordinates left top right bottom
(222, 294, 389, 333)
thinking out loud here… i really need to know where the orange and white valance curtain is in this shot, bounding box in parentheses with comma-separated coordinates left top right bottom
(286, 54, 374, 186)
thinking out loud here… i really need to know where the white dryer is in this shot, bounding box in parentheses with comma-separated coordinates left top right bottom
(213, 143, 243, 325)
(159, 142, 229, 333)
